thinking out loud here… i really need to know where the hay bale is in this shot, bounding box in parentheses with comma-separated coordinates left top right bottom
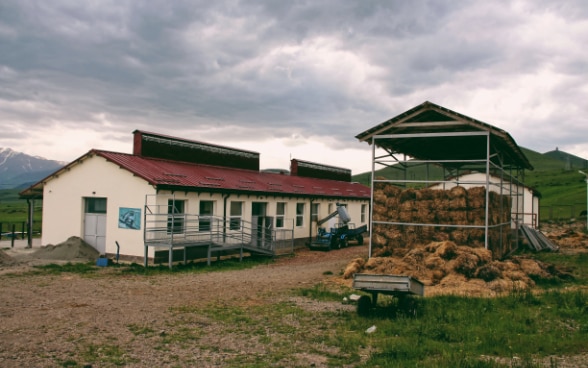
(373, 204, 387, 216)
(468, 186, 486, 198)
(399, 210, 413, 222)
(385, 196, 399, 208)
(372, 233, 388, 247)
(399, 188, 417, 202)
(449, 197, 467, 210)
(434, 241, 458, 260)
(343, 258, 365, 279)
(403, 248, 427, 267)
(400, 200, 415, 212)
(424, 254, 445, 270)
(452, 252, 480, 278)
(449, 186, 467, 198)
(373, 190, 387, 205)
(475, 262, 503, 281)
(469, 246, 493, 264)
(416, 188, 437, 200)
(383, 184, 402, 197)
(487, 278, 512, 294)
(450, 229, 469, 244)
(432, 231, 451, 242)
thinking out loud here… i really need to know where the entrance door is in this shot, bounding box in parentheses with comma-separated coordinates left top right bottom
(251, 202, 272, 249)
(84, 198, 107, 254)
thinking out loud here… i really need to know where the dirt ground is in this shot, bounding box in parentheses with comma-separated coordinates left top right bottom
(0, 224, 587, 367)
(0, 239, 368, 367)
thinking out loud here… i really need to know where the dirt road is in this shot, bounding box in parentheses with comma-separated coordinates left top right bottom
(0, 245, 367, 367)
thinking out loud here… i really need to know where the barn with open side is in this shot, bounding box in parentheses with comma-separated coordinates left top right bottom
(19, 130, 371, 266)
(355, 101, 537, 259)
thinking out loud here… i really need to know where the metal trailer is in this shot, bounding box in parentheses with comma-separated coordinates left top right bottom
(352, 273, 425, 315)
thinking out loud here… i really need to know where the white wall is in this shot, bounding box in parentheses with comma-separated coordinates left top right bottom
(430, 172, 539, 228)
(43, 155, 156, 257)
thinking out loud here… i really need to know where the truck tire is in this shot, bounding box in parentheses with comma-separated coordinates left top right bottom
(329, 237, 338, 250)
(357, 295, 372, 316)
(341, 237, 349, 248)
(356, 235, 363, 245)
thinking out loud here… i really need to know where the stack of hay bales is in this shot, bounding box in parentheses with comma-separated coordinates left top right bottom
(372, 182, 512, 258)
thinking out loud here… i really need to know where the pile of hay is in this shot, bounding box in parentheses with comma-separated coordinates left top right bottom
(32, 236, 100, 261)
(545, 228, 588, 250)
(372, 183, 512, 258)
(344, 240, 568, 297)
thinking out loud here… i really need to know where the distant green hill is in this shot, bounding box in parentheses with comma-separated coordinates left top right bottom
(352, 146, 588, 221)
(542, 148, 588, 170)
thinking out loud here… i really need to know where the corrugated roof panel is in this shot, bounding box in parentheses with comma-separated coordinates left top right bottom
(95, 150, 371, 199)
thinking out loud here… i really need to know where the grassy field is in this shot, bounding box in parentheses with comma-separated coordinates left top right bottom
(0, 189, 42, 235)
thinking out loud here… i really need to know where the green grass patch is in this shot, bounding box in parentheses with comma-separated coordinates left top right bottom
(119, 255, 273, 276)
(32, 262, 98, 275)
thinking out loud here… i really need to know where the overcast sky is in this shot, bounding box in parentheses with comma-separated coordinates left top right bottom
(1, 1, 587, 174)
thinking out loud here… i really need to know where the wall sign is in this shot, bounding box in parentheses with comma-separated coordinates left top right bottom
(119, 207, 141, 230)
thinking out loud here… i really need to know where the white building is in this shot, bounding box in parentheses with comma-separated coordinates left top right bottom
(20, 131, 371, 265)
(429, 172, 541, 228)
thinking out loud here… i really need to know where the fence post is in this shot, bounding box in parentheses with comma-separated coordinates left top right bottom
(0, 222, 3, 240)
(21, 222, 25, 239)
(11, 224, 15, 248)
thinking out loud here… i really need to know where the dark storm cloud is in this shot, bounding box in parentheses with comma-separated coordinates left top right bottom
(0, 0, 587, 167)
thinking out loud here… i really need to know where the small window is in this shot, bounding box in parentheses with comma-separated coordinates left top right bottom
(167, 199, 185, 234)
(296, 203, 305, 227)
(85, 198, 107, 214)
(361, 204, 367, 223)
(276, 202, 286, 228)
(229, 201, 243, 230)
(311, 203, 319, 223)
(199, 200, 214, 231)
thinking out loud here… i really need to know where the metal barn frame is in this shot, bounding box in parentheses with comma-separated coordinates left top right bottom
(356, 101, 533, 259)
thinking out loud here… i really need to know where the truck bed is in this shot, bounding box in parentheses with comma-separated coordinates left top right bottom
(352, 273, 425, 297)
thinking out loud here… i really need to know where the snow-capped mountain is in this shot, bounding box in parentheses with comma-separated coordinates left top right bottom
(0, 148, 65, 189)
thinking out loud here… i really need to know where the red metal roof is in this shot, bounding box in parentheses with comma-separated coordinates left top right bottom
(94, 150, 371, 199)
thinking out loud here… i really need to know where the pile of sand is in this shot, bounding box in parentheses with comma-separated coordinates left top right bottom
(0, 249, 17, 266)
(343, 240, 571, 297)
(32, 236, 100, 261)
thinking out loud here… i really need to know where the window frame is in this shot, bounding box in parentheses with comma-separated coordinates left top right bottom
(275, 202, 286, 228)
(229, 201, 243, 231)
(296, 203, 305, 227)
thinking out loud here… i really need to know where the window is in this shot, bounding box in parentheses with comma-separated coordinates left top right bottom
(229, 201, 243, 230)
(199, 201, 214, 231)
(361, 204, 367, 223)
(328, 203, 334, 214)
(296, 203, 305, 227)
(167, 199, 185, 234)
(275, 202, 286, 228)
(311, 203, 319, 223)
(85, 198, 107, 214)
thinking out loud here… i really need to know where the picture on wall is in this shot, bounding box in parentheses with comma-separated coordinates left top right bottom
(119, 207, 141, 230)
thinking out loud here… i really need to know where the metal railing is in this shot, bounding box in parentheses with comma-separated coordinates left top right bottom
(143, 211, 294, 256)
